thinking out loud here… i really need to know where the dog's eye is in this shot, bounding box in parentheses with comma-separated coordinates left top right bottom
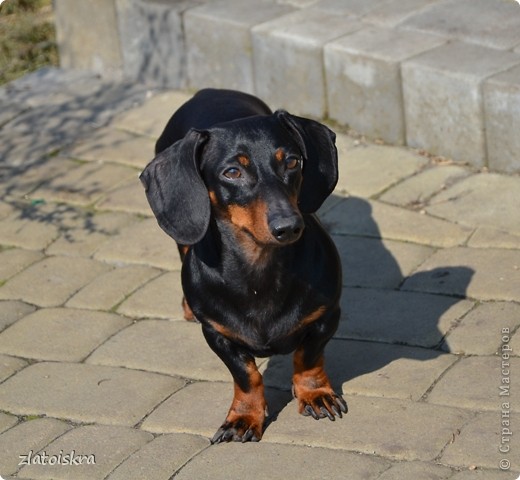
(286, 157, 301, 170)
(223, 167, 241, 179)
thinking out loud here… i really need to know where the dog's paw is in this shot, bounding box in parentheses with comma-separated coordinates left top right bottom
(293, 386, 348, 421)
(211, 417, 263, 443)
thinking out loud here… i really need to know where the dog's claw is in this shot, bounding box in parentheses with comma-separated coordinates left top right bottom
(211, 420, 262, 444)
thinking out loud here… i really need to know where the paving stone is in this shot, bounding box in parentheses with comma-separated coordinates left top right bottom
(111, 90, 191, 138)
(468, 227, 520, 250)
(442, 302, 520, 355)
(323, 197, 472, 248)
(116, 272, 184, 319)
(451, 469, 519, 479)
(0, 354, 27, 383)
(0, 301, 36, 332)
(45, 211, 137, 257)
(401, 0, 520, 50)
(401, 247, 520, 302)
(484, 65, 520, 173)
(94, 218, 181, 270)
(67, 265, 162, 311)
(0, 418, 71, 476)
(266, 395, 471, 462)
(262, 339, 456, 401)
(338, 288, 474, 348)
(0, 249, 44, 282)
(0, 256, 111, 307)
(313, 0, 396, 16)
(107, 432, 209, 480)
(0, 211, 60, 251)
(426, 356, 520, 412)
(141, 381, 287, 439)
(0, 413, 19, 435)
(18, 425, 153, 480)
(0, 362, 182, 426)
(379, 164, 471, 208)
(441, 412, 520, 471)
(66, 127, 155, 169)
(376, 461, 453, 480)
(333, 235, 434, 288)
(336, 144, 428, 197)
(95, 177, 152, 216)
(252, 9, 361, 117)
(0, 200, 16, 220)
(174, 441, 389, 480)
(402, 42, 520, 167)
(185, 0, 294, 93)
(0, 308, 131, 362)
(87, 319, 231, 381)
(426, 174, 520, 235)
(32, 161, 138, 206)
(325, 26, 445, 144)
(363, 0, 444, 27)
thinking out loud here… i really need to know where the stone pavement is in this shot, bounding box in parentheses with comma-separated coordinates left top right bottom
(0, 69, 520, 479)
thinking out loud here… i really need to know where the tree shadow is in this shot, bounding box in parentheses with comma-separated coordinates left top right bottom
(262, 195, 475, 426)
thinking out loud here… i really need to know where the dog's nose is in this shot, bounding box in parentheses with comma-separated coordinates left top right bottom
(270, 215, 304, 244)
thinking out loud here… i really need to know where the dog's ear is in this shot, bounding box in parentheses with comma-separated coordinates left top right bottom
(276, 111, 338, 213)
(140, 129, 210, 245)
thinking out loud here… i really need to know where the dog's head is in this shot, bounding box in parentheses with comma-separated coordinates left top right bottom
(140, 111, 338, 246)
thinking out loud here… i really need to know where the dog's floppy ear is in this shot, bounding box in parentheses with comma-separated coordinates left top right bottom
(140, 129, 210, 245)
(276, 110, 338, 213)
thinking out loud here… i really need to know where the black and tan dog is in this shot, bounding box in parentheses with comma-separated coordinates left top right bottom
(140, 89, 347, 443)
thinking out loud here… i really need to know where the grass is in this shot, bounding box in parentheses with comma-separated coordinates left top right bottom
(0, 0, 58, 85)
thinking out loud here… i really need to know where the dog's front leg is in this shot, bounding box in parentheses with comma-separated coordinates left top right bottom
(202, 325, 266, 443)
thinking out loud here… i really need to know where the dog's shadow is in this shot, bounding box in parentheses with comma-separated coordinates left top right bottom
(262, 196, 474, 426)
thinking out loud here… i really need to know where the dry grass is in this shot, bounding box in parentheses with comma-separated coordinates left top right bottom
(0, 0, 58, 85)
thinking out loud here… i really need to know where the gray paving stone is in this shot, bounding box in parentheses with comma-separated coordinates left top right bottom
(313, 0, 395, 16)
(107, 432, 209, 480)
(252, 9, 361, 117)
(46, 211, 137, 258)
(333, 235, 434, 288)
(401, 0, 520, 50)
(0, 418, 71, 476)
(363, 0, 444, 27)
(336, 144, 428, 197)
(379, 164, 471, 208)
(18, 425, 153, 480)
(323, 197, 472, 248)
(66, 127, 155, 169)
(266, 395, 472, 462)
(0, 354, 28, 383)
(0, 413, 19, 435)
(0, 362, 182, 426)
(426, 356, 520, 412)
(66, 265, 161, 311)
(402, 42, 520, 167)
(468, 227, 520, 250)
(31, 161, 138, 206)
(174, 441, 389, 480)
(87, 319, 231, 381)
(116, 272, 184, 319)
(451, 469, 519, 479)
(376, 461, 453, 480)
(442, 302, 520, 356)
(94, 218, 181, 270)
(0, 249, 44, 282)
(185, 0, 294, 93)
(325, 26, 445, 144)
(0, 308, 131, 362)
(262, 339, 456, 401)
(441, 412, 520, 471)
(401, 247, 520, 302)
(484, 65, 520, 173)
(338, 288, 474, 348)
(0, 256, 111, 307)
(95, 177, 153, 216)
(110, 90, 191, 138)
(0, 301, 36, 332)
(426, 174, 520, 235)
(0, 211, 59, 251)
